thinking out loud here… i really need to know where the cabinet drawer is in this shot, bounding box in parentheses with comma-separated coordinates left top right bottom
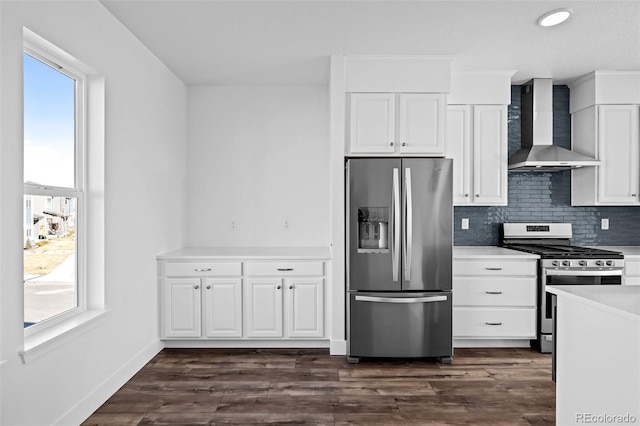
(245, 261, 323, 276)
(164, 261, 242, 277)
(453, 277, 536, 307)
(454, 260, 536, 276)
(625, 260, 640, 276)
(625, 277, 640, 286)
(453, 308, 536, 338)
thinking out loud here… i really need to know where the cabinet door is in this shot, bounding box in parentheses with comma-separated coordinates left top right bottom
(349, 93, 395, 153)
(161, 278, 201, 338)
(245, 279, 283, 338)
(472, 105, 507, 205)
(598, 105, 640, 204)
(285, 278, 324, 338)
(203, 278, 242, 338)
(446, 105, 472, 204)
(399, 94, 445, 155)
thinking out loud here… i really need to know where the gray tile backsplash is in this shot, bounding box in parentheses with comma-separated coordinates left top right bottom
(454, 85, 640, 247)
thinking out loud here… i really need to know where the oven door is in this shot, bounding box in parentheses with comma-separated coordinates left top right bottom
(540, 268, 623, 334)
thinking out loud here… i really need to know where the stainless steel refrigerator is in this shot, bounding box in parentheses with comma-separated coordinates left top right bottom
(346, 157, 453, 364)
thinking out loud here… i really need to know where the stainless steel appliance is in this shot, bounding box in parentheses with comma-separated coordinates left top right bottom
(508, 79, 600, 171)
(501, 223, 624, 356)
(346, 158, 453, 364)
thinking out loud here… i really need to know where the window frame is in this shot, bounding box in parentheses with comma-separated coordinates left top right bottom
(23, 44, 87, 336)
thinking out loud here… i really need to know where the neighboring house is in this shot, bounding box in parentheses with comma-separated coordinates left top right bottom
(23, 193, 75, 248)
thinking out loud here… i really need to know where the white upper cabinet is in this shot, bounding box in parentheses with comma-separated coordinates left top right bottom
(398, 94, 445, 154)
(570, 71, 640, 206)
(447, 105, 507, 205)
(349, 93, 445, 155)
(343, 56, 451, 157)
(349, 93, 395, 153)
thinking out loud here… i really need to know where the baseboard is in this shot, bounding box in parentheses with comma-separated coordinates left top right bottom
(454, 338, 531, 348)
(330, 339, 347, 355)
(163, 339, 329, 349)
(53, 338, 164, 426)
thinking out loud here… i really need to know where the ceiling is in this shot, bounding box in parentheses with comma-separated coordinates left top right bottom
(100, 0, 640, 86)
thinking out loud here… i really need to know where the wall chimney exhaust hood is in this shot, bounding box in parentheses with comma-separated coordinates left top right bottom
(508, 78, 600, 172)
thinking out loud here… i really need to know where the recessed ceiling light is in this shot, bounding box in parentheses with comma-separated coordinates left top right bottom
(537, 9, 572, 27)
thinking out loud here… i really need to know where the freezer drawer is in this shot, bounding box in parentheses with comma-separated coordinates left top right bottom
(348, 291, 452, 359)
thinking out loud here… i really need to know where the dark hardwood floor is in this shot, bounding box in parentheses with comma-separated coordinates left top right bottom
(83, 347, 555, 425)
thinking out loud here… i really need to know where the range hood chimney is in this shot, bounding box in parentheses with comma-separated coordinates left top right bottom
(508, 78, 600, 171)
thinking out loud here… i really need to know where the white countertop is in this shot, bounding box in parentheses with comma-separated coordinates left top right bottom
(453, 246, 540, 260)
(157, 247, 331, 260)
(547, 285, 640, 322)
(592, 246, 640, 259)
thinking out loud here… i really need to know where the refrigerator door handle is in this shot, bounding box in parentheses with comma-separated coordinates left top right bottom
(391, 168, 400, 282)
(404, 167, 413, 281)
(355, 295, 448, 304)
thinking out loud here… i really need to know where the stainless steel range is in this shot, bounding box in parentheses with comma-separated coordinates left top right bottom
(501, 223, 624, 354)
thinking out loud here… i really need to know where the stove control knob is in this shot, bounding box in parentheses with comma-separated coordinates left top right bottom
(552, 260, 560, 267)
(606, 260, 614, 266)
(595, 260, 604, 266)
(579, 260, 587, 267)
(562, 260, 571, 267)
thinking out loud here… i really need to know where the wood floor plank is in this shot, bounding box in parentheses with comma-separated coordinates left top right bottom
(82, 347, 556, 425)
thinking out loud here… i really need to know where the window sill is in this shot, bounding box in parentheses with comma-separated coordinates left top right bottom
(19, 309, 110, 364)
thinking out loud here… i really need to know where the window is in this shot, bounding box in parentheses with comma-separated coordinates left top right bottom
(23, 47, 85, 331)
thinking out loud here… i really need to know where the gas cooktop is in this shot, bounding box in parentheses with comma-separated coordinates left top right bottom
(501, 222, 624, 260)
(502, 243, 624, 259)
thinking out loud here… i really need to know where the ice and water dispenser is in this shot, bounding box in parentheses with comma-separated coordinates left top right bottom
(357, 207, 389, 252)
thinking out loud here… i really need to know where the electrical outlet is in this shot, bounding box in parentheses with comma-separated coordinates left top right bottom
(461, 218, 469, 230)
(601, 218, 609, 230)
(230, 220, 237, 231)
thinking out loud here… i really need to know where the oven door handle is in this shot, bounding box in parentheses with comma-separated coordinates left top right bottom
(544, 269, 623, 277)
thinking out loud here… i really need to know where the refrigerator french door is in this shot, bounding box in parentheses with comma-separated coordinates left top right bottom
(346, 158, 453, 363)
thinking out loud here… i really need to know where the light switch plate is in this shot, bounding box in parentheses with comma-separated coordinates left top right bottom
(601, 218, 609, 230)
(461, 218, 469, 230)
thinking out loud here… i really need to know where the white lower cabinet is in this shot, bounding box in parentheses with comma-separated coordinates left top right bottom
(453, 256, 537, 344)
(286, 278, 324, 338)
(162, 278, 202, 338)
(245, 279, 284, 338)
(161, 276, 243, 339)
(625, 258, 640, 286)
(245, 275, 324, 339)
(159, 254, 326, 344)
(203, 279, 243, 337)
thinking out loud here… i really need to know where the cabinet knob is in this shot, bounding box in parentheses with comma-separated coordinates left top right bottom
(464, 194, 469, 197)
(194, 285, 200, 290)
(277, 285, 281, 290)
(206, 285, 212, 290)
(475, 194, 480, 197)
(289, 285, 294, 289)
(389, 142, 394, 146)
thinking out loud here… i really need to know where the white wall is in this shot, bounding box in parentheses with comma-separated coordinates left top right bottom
(0, 1, 187, 425)
(187, 86, 330, 247)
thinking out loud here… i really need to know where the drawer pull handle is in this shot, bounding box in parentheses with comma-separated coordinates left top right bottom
(277, 268, 294, 271)
(485, 291, 503, 295)
(485, 267, 502, 271)
(485, 322, 502, 326)
(194, 268, 212, 272)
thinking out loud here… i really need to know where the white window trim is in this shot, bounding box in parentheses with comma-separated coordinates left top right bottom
(21, 28, 107, 363)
